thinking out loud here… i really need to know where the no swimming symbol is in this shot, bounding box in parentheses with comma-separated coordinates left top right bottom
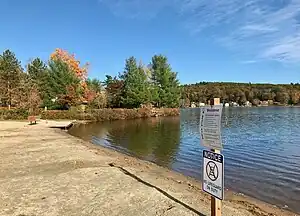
(206, 161, 218, 181)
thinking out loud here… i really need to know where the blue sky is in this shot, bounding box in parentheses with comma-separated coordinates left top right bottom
(0, 0, 300, 84)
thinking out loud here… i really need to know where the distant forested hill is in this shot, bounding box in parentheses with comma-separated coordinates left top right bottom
(181, 82, 300, 106)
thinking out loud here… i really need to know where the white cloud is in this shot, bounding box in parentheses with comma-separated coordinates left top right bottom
(240, 25, 277, 32)
(262, 34, 300, 62)
(240, 60, 258, 64)
(98, 0, 300, 62)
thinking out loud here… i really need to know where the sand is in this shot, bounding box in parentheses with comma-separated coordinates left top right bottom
(0, 120, 298, 216)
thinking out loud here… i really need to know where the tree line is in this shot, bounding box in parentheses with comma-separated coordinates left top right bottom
(2, 48, 299, 112)
(182, 82, 300, 106)
(0, 49, 181, 112)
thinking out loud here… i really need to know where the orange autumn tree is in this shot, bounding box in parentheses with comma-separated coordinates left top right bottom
(50, 48, 88, 81)
(50, 48, 96, 104)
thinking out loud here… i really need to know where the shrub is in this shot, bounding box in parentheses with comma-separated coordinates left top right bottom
(0, 108, 179, 121)
(40, 108, 179, 121)
(41, 110, 79, 120)
(0, 109, 29, 120)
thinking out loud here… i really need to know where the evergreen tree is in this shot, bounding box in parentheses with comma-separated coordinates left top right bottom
(150, 55, 181, 108)
(121, 57, 151, 108)
(103, 75, 114, 87)
(27, 58, 48, 103)
(85, 78, 107, 108)
(45, 60, 81, 109)
(86, 78, 102, 93)
(104, 75, 123, 108)
(27, 58, 47, 82)
(0, 50, 23, 107)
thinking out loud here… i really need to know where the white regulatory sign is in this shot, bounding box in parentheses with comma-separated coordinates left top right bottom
(202, 150, 224, 200)
(200, 105, 223, 150)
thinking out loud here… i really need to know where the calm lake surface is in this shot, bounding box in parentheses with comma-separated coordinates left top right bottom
(69, 107, 300, 213)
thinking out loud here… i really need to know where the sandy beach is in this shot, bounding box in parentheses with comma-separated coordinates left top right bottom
(0, 120, 298, 216)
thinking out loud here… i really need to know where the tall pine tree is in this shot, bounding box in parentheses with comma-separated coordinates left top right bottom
(27, 58, 47, 83)
(121, 57, 151, 108)
(150, 55, 181, 108)
(0, 50, 23, 107)
(27, 58, 48, 104)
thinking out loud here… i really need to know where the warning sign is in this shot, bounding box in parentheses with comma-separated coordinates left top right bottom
(200, 105, 223, 150)
(202, 150, 224, 200)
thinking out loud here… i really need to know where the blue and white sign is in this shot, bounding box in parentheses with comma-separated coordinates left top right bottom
(202, 150, 224, 200)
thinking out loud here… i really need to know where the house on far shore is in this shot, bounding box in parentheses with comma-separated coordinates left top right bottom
(260, 101, 269, 106)
(224, 103, 230, 107)
(231, 102, 239, 107)
(191, 102, 197, 108)
(199, 102, 205, 107)
(245, 101, 252, 107)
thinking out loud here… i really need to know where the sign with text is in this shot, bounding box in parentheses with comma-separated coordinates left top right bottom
(202, 150, 224, 200)
(200, 105, 223, 150)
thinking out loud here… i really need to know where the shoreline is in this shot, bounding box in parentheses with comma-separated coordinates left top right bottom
(0, 120, 298, 216)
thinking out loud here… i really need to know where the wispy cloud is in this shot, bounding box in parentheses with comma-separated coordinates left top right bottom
(240, 60, 258, 64)
(240, 24, 277, 33)
(98, 0, 300, 62)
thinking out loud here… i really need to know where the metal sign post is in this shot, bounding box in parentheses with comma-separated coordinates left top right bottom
(200, 98, 223, 216)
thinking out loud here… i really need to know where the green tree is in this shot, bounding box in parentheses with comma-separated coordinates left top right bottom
(236, 90, 247, 105)
(86, 78, 102, 93)
(27, 58, 48, 104)
(45, 60, 81, 109)
(290, 90, 300, 104)
(121, 57, 151, 108)
(103, 75, 114, 87)
(150, 55, 181, 107)
(245, 90, 254, 102)
(86, 78, 107, 108)
(276, 91, 290, 105)
(209, 86, 222, 99)
(0, 49, 23, 107)
(15, 78, 42, 114)
(104, 75, 123, 108)
(27, 58, 47, 82)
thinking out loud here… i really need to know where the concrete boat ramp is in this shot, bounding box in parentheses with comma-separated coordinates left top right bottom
(44, 120, 76, 130)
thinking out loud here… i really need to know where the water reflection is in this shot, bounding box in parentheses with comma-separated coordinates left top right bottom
(70, 117, 181, 167)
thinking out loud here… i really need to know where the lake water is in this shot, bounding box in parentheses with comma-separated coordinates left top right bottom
(69, 107, 300, 213)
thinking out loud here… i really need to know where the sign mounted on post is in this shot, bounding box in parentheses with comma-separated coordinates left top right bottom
(200, 105, 223, 150)
(202, 150, 224, 200)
